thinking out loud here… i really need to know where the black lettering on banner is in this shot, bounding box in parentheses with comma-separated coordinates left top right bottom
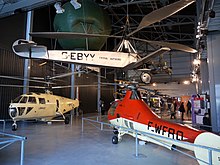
(168, 128, 175, 139)
(77, 53, 83, 60)
(62, 52, 68, 59)
(148, 121, 153, 131)
(90, 54, 95, 58)
(84, 53, 89, 59)
(176, 130, 184, 140)
(99, 57, 107, 60)
(155, 124, 162, 134)
(71, 52, 76, 60)
(162, 126, 168, 135)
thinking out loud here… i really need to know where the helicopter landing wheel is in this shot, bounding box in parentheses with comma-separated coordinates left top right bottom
(12, 123, 17, 131)
(64, 116, 70, 124)
(112, 136, 118, 144)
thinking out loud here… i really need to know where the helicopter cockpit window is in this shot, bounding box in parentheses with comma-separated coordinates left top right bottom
(109, 101, 118, 116)
(39, 98, 46, 104)
(12, 96, 22, 103)
(28, 97, 37, 104)
(130, 91, 140, 100)
(20, 96, 28, 103)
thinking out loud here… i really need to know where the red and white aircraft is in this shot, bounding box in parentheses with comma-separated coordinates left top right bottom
(107, 85, 220, 165)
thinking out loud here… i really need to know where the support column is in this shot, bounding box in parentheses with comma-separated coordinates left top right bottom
(23, 11, 33, 94)
(70, 64, 76, 124)
(207, 31, 220, 133)
(200, 59, 209, 94)
(97, 68, 101, 114)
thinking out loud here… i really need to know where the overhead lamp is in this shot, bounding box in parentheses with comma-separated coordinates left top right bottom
(70, 0, 81, 9)
(54, 2, 65, 14)
(183, 80, 190, 85)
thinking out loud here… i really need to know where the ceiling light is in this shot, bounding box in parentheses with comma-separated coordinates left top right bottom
(70, 0, 81, 9)
(183, 80, 190, 85)
(54, 2, 64, 14)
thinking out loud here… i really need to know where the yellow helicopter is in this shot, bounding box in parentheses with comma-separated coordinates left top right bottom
(8, 90, 79, 131)
(0, 73, 82, 131)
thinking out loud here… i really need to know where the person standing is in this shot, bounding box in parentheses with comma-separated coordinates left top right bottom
(187, 100, 192, 115)
(99, 98, 105, 115)
(179, 102, 185, 121)
(170, 102, 176, 119)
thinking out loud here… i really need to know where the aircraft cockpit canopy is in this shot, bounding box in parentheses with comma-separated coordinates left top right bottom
(109, 101, 119, 116)
(12, 95, 37, 104)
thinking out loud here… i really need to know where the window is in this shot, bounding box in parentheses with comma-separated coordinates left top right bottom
(26, 107, 33, 114)
(18, 107, 25, 116)
(109, 101, 118, 116)
(28, 97, 37, 104)
(20, 96, 28, 103)
(124, 120, 129, 127)
(12, 96, 22, 103)
(39, 98, 46, 104)
(129, 122, 134, 129)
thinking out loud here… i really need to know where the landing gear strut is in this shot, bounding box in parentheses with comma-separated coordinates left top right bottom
(112, 128, 123, 144)
(64, 116, 70, 124)
(12, 122, 17, 131)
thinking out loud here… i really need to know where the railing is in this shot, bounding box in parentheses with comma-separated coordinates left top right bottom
(0, 119, 6, 132)
(82, 115, 220, 165)
(0, 132, 26, 165)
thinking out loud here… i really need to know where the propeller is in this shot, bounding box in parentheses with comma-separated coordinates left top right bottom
(30, 0, 197, 53)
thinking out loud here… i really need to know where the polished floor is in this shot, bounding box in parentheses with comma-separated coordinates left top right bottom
(0, 114, 198, 165)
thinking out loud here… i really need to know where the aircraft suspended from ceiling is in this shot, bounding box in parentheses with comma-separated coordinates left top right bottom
(12, 0, 197, 84)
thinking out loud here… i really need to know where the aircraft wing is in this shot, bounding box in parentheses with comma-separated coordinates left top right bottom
(124, 47, 170, 70)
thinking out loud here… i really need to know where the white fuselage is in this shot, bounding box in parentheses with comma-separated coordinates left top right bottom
(109, 117, 194, 151)
(16, 47, 138, 68)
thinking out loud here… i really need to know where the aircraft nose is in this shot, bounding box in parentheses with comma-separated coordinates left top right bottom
(8, 107, 18, 118)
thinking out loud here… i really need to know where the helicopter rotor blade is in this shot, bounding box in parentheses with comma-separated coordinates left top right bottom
(131, 37, 197, 53)
(0, 75, 55, 85)
(30, 32, 122, 40)
(49, 70, 86, 79)
(127, 0, 195, 36)
(0, 84, 46, 89)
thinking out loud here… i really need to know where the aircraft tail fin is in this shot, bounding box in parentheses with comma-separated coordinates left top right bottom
(12, 39, 47, 58)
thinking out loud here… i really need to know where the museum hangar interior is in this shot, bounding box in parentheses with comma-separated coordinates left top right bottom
(0, 0, 220, 165)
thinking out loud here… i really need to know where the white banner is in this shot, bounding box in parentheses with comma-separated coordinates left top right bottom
(33, 50, 138, 68)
